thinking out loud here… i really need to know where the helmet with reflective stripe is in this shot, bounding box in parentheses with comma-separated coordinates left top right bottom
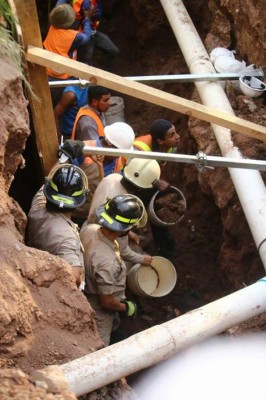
(96, 194, 144, 232)
(104, 122, 135, 150)
(44, 164, 88, 209)
(123, 157, 160, 189)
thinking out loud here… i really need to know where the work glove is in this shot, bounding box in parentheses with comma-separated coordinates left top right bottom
(121, 300, 137, 318)
(58, 140, 85, 162)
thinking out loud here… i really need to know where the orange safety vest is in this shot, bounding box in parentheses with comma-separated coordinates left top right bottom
(82, 139, 121, 173)
(72, 0, 100, 29)
(118, 134, 152, 170)
(133, 134, 175, 170)
(134, 134, 152, 152)
(134, 134, 175, 154)
(71, 107, 105, 139)
(43, 27, 78, 79)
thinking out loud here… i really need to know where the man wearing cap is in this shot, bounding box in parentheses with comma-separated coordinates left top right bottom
(133, 119, 181, 258)
(134, 118, 180, 160)
(27, 164, 89, 287)
(43, 4, 93, 106)
(81, 194, 152, 345)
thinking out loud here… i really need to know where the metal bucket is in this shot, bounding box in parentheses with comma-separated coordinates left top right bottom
(147, 186, 186, 227)
(127, 256, 177, 297)
(104, 96, 125, 125)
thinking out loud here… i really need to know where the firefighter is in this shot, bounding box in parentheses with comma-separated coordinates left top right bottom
(81, 194, 152, 345)
(27, 164, 89, 287)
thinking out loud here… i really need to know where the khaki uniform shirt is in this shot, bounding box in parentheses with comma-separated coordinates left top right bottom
(82, 173, 146, 265)
(27, 188, 84, 269)
(81, 224, 126, 345)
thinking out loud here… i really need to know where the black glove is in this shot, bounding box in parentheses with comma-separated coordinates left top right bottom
(58, 140, 85, 162)
(121, 300, 137, 318)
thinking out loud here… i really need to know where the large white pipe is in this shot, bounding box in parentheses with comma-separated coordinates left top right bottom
(60, 278, 266, 396)
(159, 0, 266, 267)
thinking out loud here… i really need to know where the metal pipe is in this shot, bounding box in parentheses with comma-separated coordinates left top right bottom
(60, 278, 266, 396)
(160, 0, 266, 269)
(79, 146, 266, 171)
(48, 68, 264, 87)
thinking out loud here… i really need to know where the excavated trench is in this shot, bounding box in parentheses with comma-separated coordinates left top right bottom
(4, 0, 266, 397)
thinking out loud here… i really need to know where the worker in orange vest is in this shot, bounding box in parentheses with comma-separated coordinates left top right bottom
(43, 4, 93, 106)
(56, 0, 119, 71)
(134, 119, 180, 159)
(133, 119, 181, 258)
(72, 85, 111, 141)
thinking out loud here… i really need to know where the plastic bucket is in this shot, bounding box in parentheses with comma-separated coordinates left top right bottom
(127, 256, 177, 297)
(148, 186, 186, 227)
(104, 96, 125, 125)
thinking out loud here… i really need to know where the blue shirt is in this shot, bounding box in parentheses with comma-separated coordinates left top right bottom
(96, 137, 117, 176)
(61, 85, 89, 137)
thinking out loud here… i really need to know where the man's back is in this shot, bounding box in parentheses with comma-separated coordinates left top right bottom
(27, 188, 83, 268)
(87, 173, 127, 223)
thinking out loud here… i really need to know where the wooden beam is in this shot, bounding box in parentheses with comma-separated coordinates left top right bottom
(12, 0, 58, 175)
(26, 46, 266, 142)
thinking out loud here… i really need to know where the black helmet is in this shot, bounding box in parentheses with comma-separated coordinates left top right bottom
(44, 164, 88, 209)
(96, 194, 143, 232)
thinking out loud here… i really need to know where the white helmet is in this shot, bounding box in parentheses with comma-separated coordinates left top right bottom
(104, 122, 135, 150)
(123, 158, 160, 189)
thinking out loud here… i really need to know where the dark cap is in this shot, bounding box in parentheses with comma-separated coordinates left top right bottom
(149, 119, 173, 140)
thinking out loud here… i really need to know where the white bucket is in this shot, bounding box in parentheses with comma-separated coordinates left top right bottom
(127, 256, 177, 297)
(148, 186, 186, 227)
(104, 96, 125, 125)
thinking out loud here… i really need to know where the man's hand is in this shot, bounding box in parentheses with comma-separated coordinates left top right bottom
(128, 230, 140, 245)
(59, 140, 84, 161)
(153, 179, 170, 191)
(142, 254, 152, 266)
(84, 4, 98, 19)
(122, 300, 137, 318)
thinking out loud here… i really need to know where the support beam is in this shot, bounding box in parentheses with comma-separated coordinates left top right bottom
(26, 46, 266, 142)
(74, 146, 266, 171)
(60, 278, 266, 396)
(48, 68, 265, 87)
(12, 0, 58, 175)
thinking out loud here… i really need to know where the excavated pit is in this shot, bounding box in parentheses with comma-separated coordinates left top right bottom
(1, 0, 266, 398)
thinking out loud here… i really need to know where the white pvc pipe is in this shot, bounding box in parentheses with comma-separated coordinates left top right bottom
(60, 278, 266, 396)
(159, 0, 266, 267)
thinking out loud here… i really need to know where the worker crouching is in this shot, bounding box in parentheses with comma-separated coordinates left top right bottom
(81, 194, 150, 346)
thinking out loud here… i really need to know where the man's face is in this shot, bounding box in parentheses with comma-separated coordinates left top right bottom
(158, 125, 180, 149)
(95, 94, 111, 112)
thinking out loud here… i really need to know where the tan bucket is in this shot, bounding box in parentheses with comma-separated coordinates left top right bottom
(104, 96, 125, 125)
(127, 256, 177, 297)
(148, 186, 186, 227)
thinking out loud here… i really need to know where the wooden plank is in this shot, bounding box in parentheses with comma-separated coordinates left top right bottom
(12, 0, 58, 175)
(26, 46, 266, 142)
